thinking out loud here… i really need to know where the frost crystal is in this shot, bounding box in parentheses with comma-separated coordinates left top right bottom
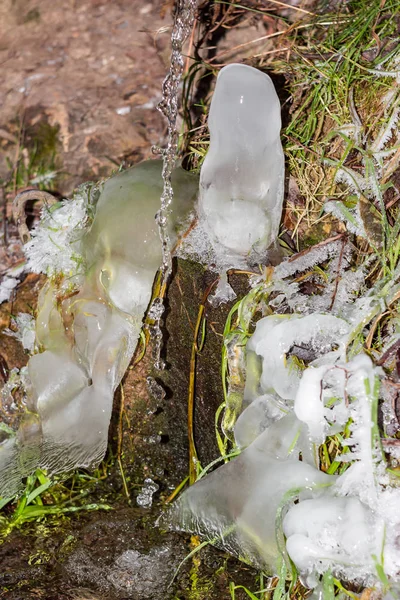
(4, 313, 36, 353)
(24, 186, 94, 279)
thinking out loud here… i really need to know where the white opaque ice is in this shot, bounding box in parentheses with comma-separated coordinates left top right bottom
(283, 497, 379, 578)
(249, 314, 349, 400)
(199, 63, 284, 261)
(294, 364, 333, 443)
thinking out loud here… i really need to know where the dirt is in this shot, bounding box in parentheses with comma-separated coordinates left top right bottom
(0, 0, 171, 195)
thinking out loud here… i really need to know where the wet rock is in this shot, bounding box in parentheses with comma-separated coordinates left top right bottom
(63, 510, 188, 600)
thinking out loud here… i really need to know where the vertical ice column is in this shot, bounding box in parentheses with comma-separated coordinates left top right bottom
(199, 63, 284, 263)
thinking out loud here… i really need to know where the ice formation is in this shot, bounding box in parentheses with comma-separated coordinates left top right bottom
(170, 412, 332, 572)
(4, 313, 36, 352)
(283, 496, 379, 581)
(0, 160, 198, 498)
(178, 63, 284, 303)
(0, 276, 19, 304)
(199, 63, 284, 260)
(246, 313, 349, 401)
(170, 307, 400, 592)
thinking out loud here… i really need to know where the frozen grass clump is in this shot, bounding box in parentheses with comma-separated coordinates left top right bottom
(171, 313, 400, 589)
(169, 228, 400, 593)
(248, 313, 349, 402)
(24, 184, 97, 281)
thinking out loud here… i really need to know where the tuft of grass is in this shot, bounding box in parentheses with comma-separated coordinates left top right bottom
(271, 0, 400, 246)
(1, 118, 62, 196)
(0, 467, 112, 541)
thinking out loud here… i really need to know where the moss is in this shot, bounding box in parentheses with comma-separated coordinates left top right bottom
(5, 111, 63, 193)
(24, 118, 61, 187)
(23, 8, 40, 23)
(301, 221, 336, 250)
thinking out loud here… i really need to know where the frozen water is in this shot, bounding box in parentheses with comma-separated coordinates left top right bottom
(294, 364, 349, 443)
(136, 478, 159, 508)
(169, 304, 400, 589)
(170, 414, 332, 572)
(199, 64, 284, 261)
(24, 185, 92, 280)
(4, 313, 36, 352)
(274, 239, 342, 279)
(234, 393, 287, 449)
(248, 313, 349, 401)
(0, 160, 198, 497)
(0, 276, 19, 304)
(178, 63, 284, 303)
(283, 496, 380, 581)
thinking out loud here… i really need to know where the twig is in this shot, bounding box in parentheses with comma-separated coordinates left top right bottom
(214, 0, 315, 17)
(365, 311, 390, 350)
(329, 236, 347, 311)
(13, 189, 58, 244)
(287, 233, 345, 264)
(117, 384, 130, 499)
(1, 187, 7, 247)
(376, 338, 400, 366)
(188, 278, 218, 484)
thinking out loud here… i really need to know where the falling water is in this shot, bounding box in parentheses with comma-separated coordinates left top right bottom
(151, 0, 197, 368)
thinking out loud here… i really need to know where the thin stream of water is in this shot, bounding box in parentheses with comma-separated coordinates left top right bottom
(151, 0, 197, 369)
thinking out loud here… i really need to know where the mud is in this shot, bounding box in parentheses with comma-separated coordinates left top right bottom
(0, 0, 171, 195)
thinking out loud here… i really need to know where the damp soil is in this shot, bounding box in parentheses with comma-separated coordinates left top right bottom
(0, 508, 257, 600)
